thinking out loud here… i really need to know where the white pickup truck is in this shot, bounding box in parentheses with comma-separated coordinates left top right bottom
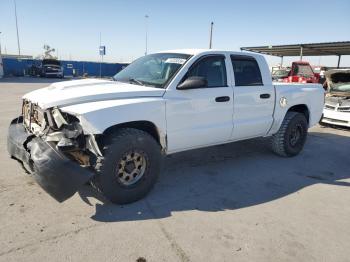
(7, 49, 324, 204)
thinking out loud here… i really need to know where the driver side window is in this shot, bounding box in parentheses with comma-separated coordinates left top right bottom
(187, 56, 227, 87)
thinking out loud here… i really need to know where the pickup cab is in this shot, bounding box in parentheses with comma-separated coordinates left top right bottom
(7, 49, 324, 204)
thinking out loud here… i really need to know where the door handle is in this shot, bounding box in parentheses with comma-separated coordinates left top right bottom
(215, 96, 230, 102)
(260, 93, 271, 99)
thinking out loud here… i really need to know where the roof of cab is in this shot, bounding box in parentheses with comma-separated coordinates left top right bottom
(155, 49, 261, 57)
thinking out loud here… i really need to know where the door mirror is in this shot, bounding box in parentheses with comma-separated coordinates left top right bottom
(177, 76, 207, 90)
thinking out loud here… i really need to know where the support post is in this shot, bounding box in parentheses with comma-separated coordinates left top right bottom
(337, 55, 341, 68)
(280, 56, 283, 68)
(300, 46, 303, 61)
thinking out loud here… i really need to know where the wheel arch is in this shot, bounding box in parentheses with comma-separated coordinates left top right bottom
(102, 120, 165, 149)
(286, 104, 310, 123)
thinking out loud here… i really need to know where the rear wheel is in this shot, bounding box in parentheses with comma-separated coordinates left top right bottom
(92, 128, 161, 204)
(271, 112, 308, 157)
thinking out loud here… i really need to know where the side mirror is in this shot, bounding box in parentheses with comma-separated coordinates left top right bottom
(177, 76, 207, 90)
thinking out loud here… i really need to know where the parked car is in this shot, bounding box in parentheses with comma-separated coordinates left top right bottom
(40, 59, 64, 78)
(321, 69, 350, 127)
(272, 68, 290, 82)
(283, 61, 319, 83)
(28, 59, 64, 78)
(7, 50, 324, 204)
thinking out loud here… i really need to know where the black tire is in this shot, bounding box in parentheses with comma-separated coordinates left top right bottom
(271, 112, 308, 157)
(92, 128, 161, 204)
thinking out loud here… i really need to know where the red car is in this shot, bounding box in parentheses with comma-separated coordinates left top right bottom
(283, 61, 319, 83)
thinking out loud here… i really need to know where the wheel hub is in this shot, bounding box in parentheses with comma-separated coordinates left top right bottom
(290, 124, 302, 146)
(116, 150, 147, 186)
(124, 161, 136, 174)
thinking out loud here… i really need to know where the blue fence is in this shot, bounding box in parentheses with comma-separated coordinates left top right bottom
(2, 58, 128, 77)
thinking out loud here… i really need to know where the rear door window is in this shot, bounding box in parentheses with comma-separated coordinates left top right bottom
(231, 55, 263, 86)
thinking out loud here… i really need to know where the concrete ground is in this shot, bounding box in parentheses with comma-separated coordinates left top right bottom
(0, 77, 349, 262)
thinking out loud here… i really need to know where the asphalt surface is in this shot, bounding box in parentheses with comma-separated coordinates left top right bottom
(0, 77, 349, 262)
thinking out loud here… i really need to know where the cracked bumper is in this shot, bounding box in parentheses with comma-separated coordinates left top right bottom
(7, 117, 94, 202)
(321, 109, 350, 127)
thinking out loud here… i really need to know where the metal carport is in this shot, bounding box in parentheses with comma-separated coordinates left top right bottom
(240, 41, 350, 68)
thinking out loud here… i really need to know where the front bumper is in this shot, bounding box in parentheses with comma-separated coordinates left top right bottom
(7, 117, 94, 202)
(44, 72, 63, 78)
(321, 109, 350, 127)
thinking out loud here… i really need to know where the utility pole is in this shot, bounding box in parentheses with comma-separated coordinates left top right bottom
(145, 15, 149, 55)
(209, 22, 214, 49)
(14, 0, 21, 56)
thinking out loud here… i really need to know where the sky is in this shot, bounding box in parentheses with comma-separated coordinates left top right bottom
(0, 0, 349, 67)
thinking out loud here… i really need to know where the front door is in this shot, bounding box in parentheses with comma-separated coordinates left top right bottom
(164, 55, 234, 153)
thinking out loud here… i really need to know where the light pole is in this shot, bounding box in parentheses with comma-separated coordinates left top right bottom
(145, 15, 149, 55)
(99, 32, 102, 78)
(209, 22, 214, 49)
(14, 0, 21, 56)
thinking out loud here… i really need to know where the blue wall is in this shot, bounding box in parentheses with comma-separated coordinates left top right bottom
(2, 58, 128, 77)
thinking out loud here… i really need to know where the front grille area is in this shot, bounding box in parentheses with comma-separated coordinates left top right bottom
(338, 107, 350, 112)
(324, 104, 350, 112)
(324, 104, 336, 110)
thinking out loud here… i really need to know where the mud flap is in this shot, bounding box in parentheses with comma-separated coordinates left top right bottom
(7, 117, 95, 202)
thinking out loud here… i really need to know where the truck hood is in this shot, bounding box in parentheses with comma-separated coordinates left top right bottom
(23, 79, 165, 109)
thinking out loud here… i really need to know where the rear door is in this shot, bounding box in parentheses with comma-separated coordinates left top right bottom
(230, 55, 275, 140)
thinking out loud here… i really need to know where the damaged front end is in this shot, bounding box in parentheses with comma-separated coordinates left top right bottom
(7, 100, 101, 202)
(322, 69, 350, 127)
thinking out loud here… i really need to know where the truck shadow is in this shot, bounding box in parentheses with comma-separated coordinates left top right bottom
(78, 131, 350, 222)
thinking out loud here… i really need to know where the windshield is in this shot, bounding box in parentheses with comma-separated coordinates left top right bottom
(43, 59, 61, 66)
(113, 53, 191, 88)
(293, 64, 314, 77)
(272, 69, 289, 77)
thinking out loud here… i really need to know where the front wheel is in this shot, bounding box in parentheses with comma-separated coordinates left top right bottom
(92, 128, 161, 204)
(271, 112, 308, 157)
